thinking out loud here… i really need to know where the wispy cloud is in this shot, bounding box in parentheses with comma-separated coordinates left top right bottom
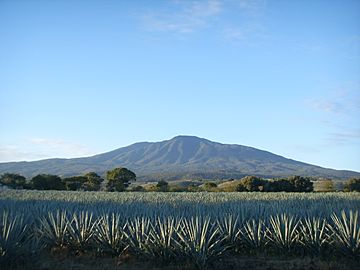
(294, 42, 324, 53)
(308, 99, 342, 114)
(340, 35, 360, 61)
(294, 35, 360, 59)
(0, 138, 96, 162)
(139, 0, 267, 41)
(326, 130, 360, 145)
(237, 0, 267, 16)
(307, 85, 360, 115)
(0, 146, 45, 162)
(29, 138, 95, 155)
(306, 83, 360, 147)
(141, 0, 222, 34)
(223, 23, 268, 43)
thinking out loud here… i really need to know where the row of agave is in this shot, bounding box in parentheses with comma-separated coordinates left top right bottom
(1, 210, 359, 269)
(1, 191, 359, 220)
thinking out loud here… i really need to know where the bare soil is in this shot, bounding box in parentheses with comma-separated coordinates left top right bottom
(5, 251, 360, 270)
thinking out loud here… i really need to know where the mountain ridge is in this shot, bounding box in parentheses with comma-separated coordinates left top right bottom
(0, 135, 359, 180)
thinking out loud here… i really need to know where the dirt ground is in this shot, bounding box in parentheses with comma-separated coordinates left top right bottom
(5, 251, 359, 270)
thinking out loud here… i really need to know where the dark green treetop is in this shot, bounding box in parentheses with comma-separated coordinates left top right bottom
(0, 173, 26, 189)
(106, 167, 136, 192)
(30, 174, 65, 190)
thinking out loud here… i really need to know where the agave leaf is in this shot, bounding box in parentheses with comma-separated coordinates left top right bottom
(37, 210, 70, 248)
(176, 217, 229, 269)
(68, 211, 98, 250)
(299, 217, 329, 254)
(240, 218, 267, 249)
(95, 213, 127, 255)
(329, 210, 360, 256)
(266, 214, 300, 252)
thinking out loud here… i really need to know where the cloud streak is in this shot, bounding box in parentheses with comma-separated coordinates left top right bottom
(141, 0, 222, 34)
(223, 23, 267, 43)
(307, 85, 360, 115)
(326, 130, 360, 145)
(0, 138, 96, 162)
(306, 83, 360, 147)
(139, 0, 268, 42)
(308, 99, 342, 114)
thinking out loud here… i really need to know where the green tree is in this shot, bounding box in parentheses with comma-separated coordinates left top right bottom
(30, 174, 65, 190)
(0, 173, 26, 189)
(186, 184, 203, 192)
(156, 180, 169, 192)
(288, 175, 313, 192)
(315, 179, 335, 192)
(169, 185, 187, 192)
(203, 182, 217, 192)
(235, 183, 247, 192)
(238, 176, 265, 192)
(106, 167, 136, 192)
(264, 179, 294, 192)
(62, 176, 87, 191)
(344, 178, 360, 192)
(130, 185, 145, 192)
(82, 172, 104, 191)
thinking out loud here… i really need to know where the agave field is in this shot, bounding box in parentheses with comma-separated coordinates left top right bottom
(0, 190, 360, 269)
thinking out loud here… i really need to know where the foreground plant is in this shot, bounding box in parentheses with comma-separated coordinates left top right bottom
(328, 210, 360, 256)
(299, 217, 329, 255)
(68, 211, 98, 251)
(240, 219, 267, 251)
(95, 213, 127, 256)
(123, 216, 152, 256)
(266, 214, 300, 253)
(37, 210, 70, 248)
(217, 215, 241, 246)
(0, 211, 27, 264)
(176, 217, 229, 269)
(147, 217, 181, 260)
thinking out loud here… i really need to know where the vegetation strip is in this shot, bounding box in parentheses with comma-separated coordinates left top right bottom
(0, 191, 359, 269)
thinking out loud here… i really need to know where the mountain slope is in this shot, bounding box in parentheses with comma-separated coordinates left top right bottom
(0, 136, 359, 180)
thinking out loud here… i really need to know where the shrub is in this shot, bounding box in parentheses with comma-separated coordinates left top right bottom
(30, 174, 65, 190)
(264, 179, 294, 192)
(156, 180, 169, 192)
(168, 185, 188, 192)
(63, 176, 87, 191)
(344, 178, 360, 192)
(237, 176, 265, 192)
(203, 182, 218, 192)
(106, 167, 136, 192)
(288, 175, 313, 192)
(0, 173, 26, 189)
(130, 185, 146, 192)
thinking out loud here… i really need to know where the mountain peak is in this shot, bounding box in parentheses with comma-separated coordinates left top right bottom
(0, 136, 359, 180)
(170, 135, 207, 142)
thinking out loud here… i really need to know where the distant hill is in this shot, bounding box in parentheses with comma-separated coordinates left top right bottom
(0, 135, 359, 180)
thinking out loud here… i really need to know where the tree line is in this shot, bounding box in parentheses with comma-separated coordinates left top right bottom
(234, 175, 314, 192)
(1, 169, 359, 192)
(142, 176, 314, 192)
(0, 167, 136, 192)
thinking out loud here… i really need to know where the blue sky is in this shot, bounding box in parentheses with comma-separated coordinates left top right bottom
(0, 0, 359, 171)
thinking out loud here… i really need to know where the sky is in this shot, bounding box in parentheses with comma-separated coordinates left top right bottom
(0, 0, 359, 171)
